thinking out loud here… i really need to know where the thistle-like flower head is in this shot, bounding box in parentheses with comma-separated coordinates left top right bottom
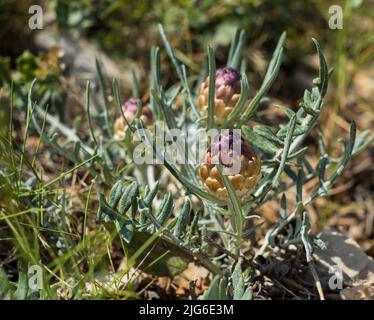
(198, 67, 242, 125)
(114, 97, 153, 140)
(199, 130, 261, 201)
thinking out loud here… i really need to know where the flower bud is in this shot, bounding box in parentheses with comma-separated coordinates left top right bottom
(114, 97, 153, 140)
(198, 67, 241, 125)
(199, 130, 261, 201)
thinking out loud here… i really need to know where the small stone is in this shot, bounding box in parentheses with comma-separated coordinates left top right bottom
(313, 229, 374, 284)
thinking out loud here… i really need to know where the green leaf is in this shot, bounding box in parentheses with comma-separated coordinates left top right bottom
(284, 165, 297, 182)
(223, 73, 250, 127)
(151, 89, 177, 129)
(277, 124, 309, 139)
(173, 197, 192, 237)
(288, 146, 308, 160)
(318, 133, 328, 156)
(151, 91, 198, 183)
(150, 47, 161, 118)
(187, 211, 200, 241)
(99, 193, 120, 220)
(85, 81, 97, 146)
(118, 182, 139, 215)
(218, 276, 229, 300)
(300, 212, 313, 262)
(131, 66, 140, 99)
(242, 221, 264, 238)
(144, 181, 159, 206)
(228, 30, 246, 70)
(158, 24, 199, 117)
(217, 164, 243, 235)
(0, 266, 12, 300)
(352, 130, 374, 156)
(317, 156, 328, 196)
(157, 192, 174, 226)
(296, 157, 304, 202)
(115, 219, 134, 244)
(227, 29, 240, 66)
(108, 180, 124, 208)
(272, 115, 297, 188)
(203, 276, 220, 300)
(207, 46, 216, 130)
(280, 194, 287, 220)
(274, 103, 295, 119)
(254, 125, 283, 145)
(312, 38, 328, 97)
(95, 58, 112, 137)
(241, 32, 286, 122)
(242, 125, 279, 153)
(98, 193, 134, 243)
(326, 121, 356, 186)
(113, 79, 135, 133)
(240, 286, 253, 300)
(232, 263, 244, 300)
(13, 261, 28, 300)
(312, 237, 327, 250)
(300, 89, 319, 116)
(138, 200, 161, 229)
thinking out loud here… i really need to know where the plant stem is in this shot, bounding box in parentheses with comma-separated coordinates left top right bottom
(309, 260, 325, 300)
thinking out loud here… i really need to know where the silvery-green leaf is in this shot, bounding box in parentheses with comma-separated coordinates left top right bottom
(108, 180, 123, 208)
(254, 125, 283, 145)
(144, 181, 159, 206)
(157, 192, 174, 226)
(280, 194, 287, 220)
(207, 46, 216, 130)
(312, 38, 329, 97)
(0, 267, 11, 300)
(173, 197, 192, 238)
(274, 103, 295, 119)
(232, 263, 244, 300)
(312, 237, 327, 250)
(115, 219, 134, 244)
(240, 286, 253, 300)
(13, 261, 28, 300)
(352, 130, 373, 156)
(242, 125, 279, 153)
(202, 276, 220, 300)
(118, 182, 139, 215)
(241, 32, 286, 122)
(284, 165, 297, 182)
(273, 115, 296, 188)
(218, 276, 229, 300)
(277, 124, 309, 139)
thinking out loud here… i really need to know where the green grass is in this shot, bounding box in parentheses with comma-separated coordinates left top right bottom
(0, 85, 149, 300)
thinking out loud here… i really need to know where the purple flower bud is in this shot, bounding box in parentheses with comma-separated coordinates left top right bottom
(122, 97, 153, 123)
(215, 67, 241, 91)
(198, 67, 242, 125)
(122, 97, 139, 116)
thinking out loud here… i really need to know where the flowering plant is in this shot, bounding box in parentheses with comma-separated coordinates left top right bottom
(26, 25, 372, 300)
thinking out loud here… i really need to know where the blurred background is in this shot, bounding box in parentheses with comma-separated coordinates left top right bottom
(0, 0, 373, 298)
